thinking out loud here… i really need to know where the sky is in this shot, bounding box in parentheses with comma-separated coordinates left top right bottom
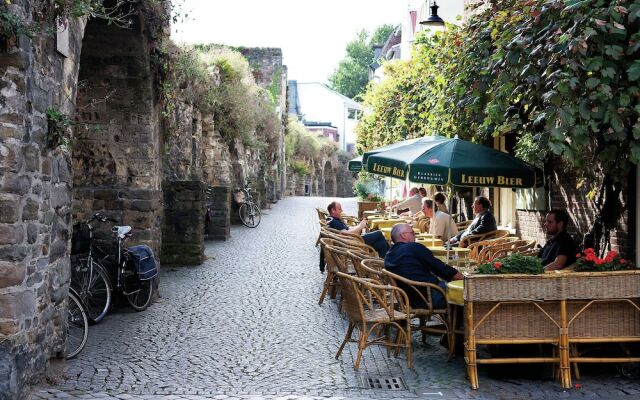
(171, 0, 404, 83)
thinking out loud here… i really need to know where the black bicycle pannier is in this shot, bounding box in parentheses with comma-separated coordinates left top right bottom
(127, 245, 158, 280)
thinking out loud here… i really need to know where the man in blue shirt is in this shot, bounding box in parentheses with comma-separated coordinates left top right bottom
(385, 223, 463, 308)
(327, 201, 389, 257)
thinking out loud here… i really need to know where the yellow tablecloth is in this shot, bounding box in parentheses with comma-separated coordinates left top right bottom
(424, 246, 471, 257)
(369, 217, 408, 230)
(447, 280, 464, 306)
(415, 237, 444, 247)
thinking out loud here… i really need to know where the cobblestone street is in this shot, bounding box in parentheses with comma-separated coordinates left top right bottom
(34, 197, 640, 400)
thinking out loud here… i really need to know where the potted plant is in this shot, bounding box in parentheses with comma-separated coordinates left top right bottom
(574, 248, 635, 272)
(353, 172, 384, 219)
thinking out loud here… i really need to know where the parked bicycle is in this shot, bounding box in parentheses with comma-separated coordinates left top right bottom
(235, 183, 261, 228)
(65, 287, 88, 359)
(71, 213, 157, 323)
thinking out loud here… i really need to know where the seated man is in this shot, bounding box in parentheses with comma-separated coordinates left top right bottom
(421, 199, 458, 242)
(327, 201, 389, 257)
(385, 223, 464, 309)
(448, 196, 496, 247)
(390, 187, 422, 216)
(539, 210, 578, 271)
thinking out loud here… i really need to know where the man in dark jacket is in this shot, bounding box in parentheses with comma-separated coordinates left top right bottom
(385, 223, 463, 308)
(448, 196, 496, 247)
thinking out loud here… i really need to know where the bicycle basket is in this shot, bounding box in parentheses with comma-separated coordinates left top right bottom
(127, 245, 158, 281)
(234, 190, 245, 204)
(71, 223, 91, 255)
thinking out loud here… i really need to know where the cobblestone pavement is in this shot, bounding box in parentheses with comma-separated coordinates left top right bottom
(33, 197, 640, 400)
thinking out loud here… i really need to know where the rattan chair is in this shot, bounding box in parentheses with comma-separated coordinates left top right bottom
(458, 229, 510, 248)
(491, 239, 537, 259)
(455, 220, 472, 230)
(346, 249, 380, 279)
(359, 258, 388, 282)
(382, 269, 456, 359)
(334, 272, 413, 369)
(468, 237, 520, 262)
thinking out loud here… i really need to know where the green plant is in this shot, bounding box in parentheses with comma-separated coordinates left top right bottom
(353, 172, 383, 202)
(46, 107, 74, 150)
(574, 248, 635, 272)
(476, 253, 544, 275)
(289, 159, 310, 175)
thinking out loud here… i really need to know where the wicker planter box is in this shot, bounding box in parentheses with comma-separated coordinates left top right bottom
(357, 201, 384, 219)
(463, 270, 640, 390)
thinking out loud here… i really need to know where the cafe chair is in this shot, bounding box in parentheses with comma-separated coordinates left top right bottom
(468, 237, 519, 262)
(334, 272, 413, 369)
(458, 229, 510, 248)
(490, 239, 537, 259)
(319, 239, 362, 306)
(382, 269, 456, 360)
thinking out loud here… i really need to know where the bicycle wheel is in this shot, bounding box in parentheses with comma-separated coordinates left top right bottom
(71, 259, 112, 324)
(65, 288, 88, 359)
(125, 279, 154, 311)
(239, 202, 261, 228)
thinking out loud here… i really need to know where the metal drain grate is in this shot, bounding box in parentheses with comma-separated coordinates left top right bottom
(360, 376, 407, 390)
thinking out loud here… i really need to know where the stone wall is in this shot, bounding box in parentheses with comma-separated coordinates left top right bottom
(0, 2, 86, 397)
(205, 186, 231, 240)
(285, 153, 355, 198)
(161, 181, 205, 265)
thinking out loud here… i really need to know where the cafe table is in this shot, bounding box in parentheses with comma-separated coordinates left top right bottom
(363, 210, 385, 218)
(368, 216, 409, 230)
(446, 280, 464, 306)
(415, 237, 444, 247)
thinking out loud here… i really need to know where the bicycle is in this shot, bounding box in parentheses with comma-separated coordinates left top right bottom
(236, 183, 261, 228)
(65, 287, 88, 359)
(71, 213, 156, 320)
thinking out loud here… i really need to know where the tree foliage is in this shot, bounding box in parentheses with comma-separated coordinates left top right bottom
(357, 0, 640, 187)
(356, 0, 640, 254)
(328, 24, 395, 100)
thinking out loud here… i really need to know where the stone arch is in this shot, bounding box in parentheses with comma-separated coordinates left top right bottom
(72, 11, 161, 250)
(323, 160, 336, 197)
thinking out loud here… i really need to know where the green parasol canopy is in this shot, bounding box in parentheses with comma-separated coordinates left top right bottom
(364, 136, 541, 188)
(348, 155, 363, 171)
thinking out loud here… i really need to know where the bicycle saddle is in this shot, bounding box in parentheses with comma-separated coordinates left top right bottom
(112, 225, 132, 239)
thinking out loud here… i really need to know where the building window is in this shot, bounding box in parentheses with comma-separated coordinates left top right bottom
(347, 109, 361, 120)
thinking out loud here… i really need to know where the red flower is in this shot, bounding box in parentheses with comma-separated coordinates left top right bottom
(607, 250, 618, 258)
(493, 262, 503, 269)
(585, 248, 595, 254)
(575, 253, 582, 259)
(596, 259, 605, 265)
(575, 383, 582, 389)
(620, 259, 626, 264)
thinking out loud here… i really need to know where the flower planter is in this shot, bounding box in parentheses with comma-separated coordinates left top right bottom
(463, 270, 640, 390)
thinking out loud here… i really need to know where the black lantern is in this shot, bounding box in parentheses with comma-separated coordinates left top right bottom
(419, 1, 445, 29)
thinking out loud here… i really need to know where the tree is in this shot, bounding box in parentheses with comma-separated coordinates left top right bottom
(356, 0, 640, 256)
(328, 24, 395, 100)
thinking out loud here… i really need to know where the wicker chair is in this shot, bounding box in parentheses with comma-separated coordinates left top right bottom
(468, 237, 520, 262)
(455, 219, 472, 230)
(359, 258, 388, 282)
(458, 229, 510, 248)
(334, 272, 413, 369)
(319, 239, 358, 305)
(490, 239, 537, 259)
(346, 249, 380, 278)
(382, 269, 456, 359)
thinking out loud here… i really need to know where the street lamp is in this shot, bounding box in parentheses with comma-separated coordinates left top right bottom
(419, 0, 445, 31)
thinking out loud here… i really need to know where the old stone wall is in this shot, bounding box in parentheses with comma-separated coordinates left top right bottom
(285, 153, 355, 198)
(161, 181, 205, 265)
(0, 2, 86, 398)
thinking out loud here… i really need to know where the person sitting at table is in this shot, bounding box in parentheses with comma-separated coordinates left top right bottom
(539, 209, 578, 271)
(448, 196, 496, 247)
(418, 187, 427, 198)
(390, 187, 422, 216)
(327, 201, 389, 257)
(422, 199, 458, 242)
(385, 223, 464, 308)
(434, 192, 448, 213)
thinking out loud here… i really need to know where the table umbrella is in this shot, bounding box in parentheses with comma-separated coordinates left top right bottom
(364, 135, 541, 188)
(348, 155, 362, 172)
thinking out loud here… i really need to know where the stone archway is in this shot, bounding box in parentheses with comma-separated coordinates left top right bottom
(72, 13, 162, 251)
(323, 161, 336, 197)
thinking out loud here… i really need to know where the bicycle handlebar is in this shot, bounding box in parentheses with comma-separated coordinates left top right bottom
(88, 213, 117, 224)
